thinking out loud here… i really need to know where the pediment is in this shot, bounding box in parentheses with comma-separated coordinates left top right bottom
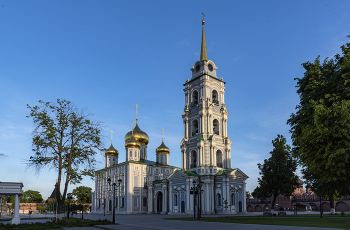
(229, 168, 249, 180)
(167, 169, 190, 180)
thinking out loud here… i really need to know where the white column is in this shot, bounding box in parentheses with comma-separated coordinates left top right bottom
(243, 182, 247, 212)
(206, 182, 210, 212)
(211, 180, 215, 212)
(165, 188, 168, 213)
(169, 182, 173, 213)
(201, 115, 204, 134)
(201, 147, 204, 166)
(162, 189, 166, 213)
(91, 192, 95, 213)
(186, 120, 188, 138)
(186, 179, 190, 212)
(147, 188, 153, 213)
(184, 150, 187, 170)
(228, 150, 231, 168)
(209, 147, 212, 166)
(197, 148, 200, 167)
(207, 114, 209, 135)
(182, 151, 184, 169)
(127, 165, 133, 213)
(223, 178, 227, 206)
(12, 194, 20, 224)
(213, 148, 216, 166)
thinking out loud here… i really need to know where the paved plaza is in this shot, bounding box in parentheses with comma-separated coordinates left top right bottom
(0, 212, 345, 230)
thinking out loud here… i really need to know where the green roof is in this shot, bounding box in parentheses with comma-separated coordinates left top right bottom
(153, 180, 163, 184)
(180, 170, 199, 176)
(215, 168, 237, 176)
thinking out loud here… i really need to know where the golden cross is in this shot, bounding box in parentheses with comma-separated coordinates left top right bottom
(109, 130, 115, 144)
(160, 128, 166, 140)
(201, 12, 205, 20)
(133, 104, 140, 121)
(130, 120, 135, 135)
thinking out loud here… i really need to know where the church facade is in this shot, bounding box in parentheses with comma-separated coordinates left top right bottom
(91, 19, 248, 215)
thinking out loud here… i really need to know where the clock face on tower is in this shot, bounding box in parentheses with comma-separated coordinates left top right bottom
(195, 64, 201, 72)
(208, 63, 213, 72)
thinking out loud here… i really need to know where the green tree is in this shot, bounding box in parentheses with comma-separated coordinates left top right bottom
(72, 186, 92, 203)
(36, 205, 46, 213)
(26, 99, 103, 218)
(252, 135, 298, 212)
(287, 37, 350, 213)
(246, 191, 252, 199)
(22, 190, 44, 203)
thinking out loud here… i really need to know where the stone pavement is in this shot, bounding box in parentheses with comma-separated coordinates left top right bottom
(0, 212, 345, 230)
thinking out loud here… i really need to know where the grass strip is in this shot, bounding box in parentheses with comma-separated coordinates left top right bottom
(166, 216, 350, 230)
(0, 217, 50, 222)
(0, 217, 117, 230)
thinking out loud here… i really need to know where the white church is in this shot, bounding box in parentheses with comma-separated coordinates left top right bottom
(91, 18, 249, 215)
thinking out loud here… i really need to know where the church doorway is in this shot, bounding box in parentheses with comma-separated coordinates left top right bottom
(181, 201, 185, 213)
(239, 201, 242, 212)
(156, 192, 163, 213)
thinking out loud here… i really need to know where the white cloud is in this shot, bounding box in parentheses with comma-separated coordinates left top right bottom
(232, 55, 242, 62)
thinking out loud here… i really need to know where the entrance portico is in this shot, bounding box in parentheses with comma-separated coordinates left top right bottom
(0, 182, 24, 224)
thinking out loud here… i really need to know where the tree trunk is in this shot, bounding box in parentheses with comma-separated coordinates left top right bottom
(329, 195, 335, 214)
(271, 195, 277, 213)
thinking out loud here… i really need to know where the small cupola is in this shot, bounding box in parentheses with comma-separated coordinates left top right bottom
(156, 128, 170, 165)
(105, 130, 119, 167)
(125, 120, 141, 161)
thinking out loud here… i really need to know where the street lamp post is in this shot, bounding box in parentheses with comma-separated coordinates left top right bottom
(198, 180, 203, 218)
(190, 179, 203, 220)
(67, 193, 73, 219)
(190, 180, 197, 219)
(107, 178, 116, 224)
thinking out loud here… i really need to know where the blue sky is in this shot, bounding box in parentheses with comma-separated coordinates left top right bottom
(0, 0, 349, 199)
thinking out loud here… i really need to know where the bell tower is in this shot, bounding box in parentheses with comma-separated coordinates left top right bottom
(180, 17, 232, 175)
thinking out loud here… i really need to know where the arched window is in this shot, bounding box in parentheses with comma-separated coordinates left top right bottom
(231, 193, 235, 205)
(192, 90, 199, 107)
(190, 150, 197, 169)
(212, 90, 219, 105)
(213, 119, 219, 135)
(217, 193, 221, 206)
(174, 194, 178, 206)
(216, 150, 222, 168)
(192, 119, 199, 136)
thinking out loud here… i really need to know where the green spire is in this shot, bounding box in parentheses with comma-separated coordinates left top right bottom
(200, 19, 208, 62)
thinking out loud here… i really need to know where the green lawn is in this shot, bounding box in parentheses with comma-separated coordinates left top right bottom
(167, 215, 350, 230)
(0, 218, 116, 230)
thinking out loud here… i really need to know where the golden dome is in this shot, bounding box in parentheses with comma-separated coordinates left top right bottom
(125, 135, 141, 149)
(156, 141, 170, 155)
(105, 144, 118, 156)
(124, 123, 149, 146)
